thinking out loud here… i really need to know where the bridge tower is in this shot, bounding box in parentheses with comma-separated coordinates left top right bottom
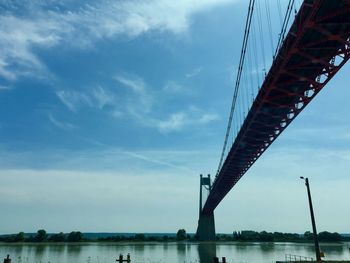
(196, 174, 216, 241)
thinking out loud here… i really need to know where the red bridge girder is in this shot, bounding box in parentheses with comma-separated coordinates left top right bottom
(202, 0, 350, 214)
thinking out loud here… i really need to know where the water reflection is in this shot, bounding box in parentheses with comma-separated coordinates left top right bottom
(33, 244, 46, 259)
(177, 243, 187, 262)
(66, 243, 82, 255)
(259, 242, 274, 253)
(198, 242, 216, 263)
(0, 242, 349, 263)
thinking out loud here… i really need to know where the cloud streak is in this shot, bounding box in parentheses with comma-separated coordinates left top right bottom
(49, 114, 77, 131)
(114, 74, 219, 133)
(56, 86, 116, 112)
(0, 0, 236, 81)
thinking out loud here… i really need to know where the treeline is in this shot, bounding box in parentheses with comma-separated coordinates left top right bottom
(215, 231, 350, 242)
(0, 230, 83, 243)
(98, 229, 193, 242)
(1, 229, 349, 243)
(0, 229, 191, 243)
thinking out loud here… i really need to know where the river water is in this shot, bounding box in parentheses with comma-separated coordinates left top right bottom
(1, 242, 350, 263)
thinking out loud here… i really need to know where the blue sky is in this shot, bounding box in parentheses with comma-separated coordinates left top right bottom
(0, 0, 349, 234)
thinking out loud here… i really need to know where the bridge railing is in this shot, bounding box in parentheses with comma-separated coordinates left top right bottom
(284, 253, 314, 262)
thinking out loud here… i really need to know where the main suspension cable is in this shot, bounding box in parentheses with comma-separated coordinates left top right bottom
(216, 0, 256, 177)
(274, 0, 296, 57)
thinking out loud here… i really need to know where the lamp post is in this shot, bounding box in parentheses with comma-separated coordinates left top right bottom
(300, 176, 321, 263)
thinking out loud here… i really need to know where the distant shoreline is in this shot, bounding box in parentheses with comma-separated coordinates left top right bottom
(1, 230, 349, 244)
(1, 240, 350, 245)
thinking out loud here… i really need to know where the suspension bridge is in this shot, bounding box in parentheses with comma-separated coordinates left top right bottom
(196, 0, 350, 240)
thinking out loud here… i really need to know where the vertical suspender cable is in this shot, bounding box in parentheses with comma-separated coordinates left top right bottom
(264, 0, 275, 58)
(216, 0, 256, 176)
(257, 0, 267, 72)
(277, 0, 283, 27)
(275, 0, 296, 57)
(252, 16, 260, 90)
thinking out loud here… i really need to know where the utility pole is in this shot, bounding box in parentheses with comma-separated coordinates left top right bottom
(300, 177, 321, 263)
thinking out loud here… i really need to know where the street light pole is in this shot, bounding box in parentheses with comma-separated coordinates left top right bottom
(300, 177, 321, 263)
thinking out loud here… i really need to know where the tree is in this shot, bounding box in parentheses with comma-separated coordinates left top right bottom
(318, 231, 342, 242)
(134, 233, 145, 241)
(259, 231, 274, 242)
(34, 229, 47, 242)
(176, 229, 187, 240)
(67, 231, 83, 242)
(50, 232, 65, 242)
(304, 231, 313, 241)
(14, 232, 25, 242)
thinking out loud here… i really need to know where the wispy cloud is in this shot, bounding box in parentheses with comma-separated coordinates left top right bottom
(56, 90, 92, 112)
(48, 114, 77, 131)
(185, 67, 202, 78)
(0, 85, 11, 91)
(114, 75, 146, 94)
(0, 0, 236, 81)
(157, 111, 219, 133)
(56, 86, 116, 112)
(157, 112, 187, 133)
(91, 86, 115, 109)
(114, 74, 219, 133)
(163, 81, 193, 95)
(0, 14, 64, 80)
(198, 113, 220, 124)
(114, 74, 153, 114)
(124, 151, 195, 173)
(55, 74, 219, 133)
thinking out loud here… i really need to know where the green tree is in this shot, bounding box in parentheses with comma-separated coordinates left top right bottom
(304, 231, 313, 241)
(67, 231, 83, 242)
(34, 229, 47, 242)
(318, 231, 342, 242)
(14, 232, 25, 242)
(50, 232, 65, 242)
(134, 233, 145, 241)
(176, 229, 187, 240)
(259, 231, 274, 242)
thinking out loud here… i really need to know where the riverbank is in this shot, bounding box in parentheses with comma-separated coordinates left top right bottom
(1, 230, 350, 243)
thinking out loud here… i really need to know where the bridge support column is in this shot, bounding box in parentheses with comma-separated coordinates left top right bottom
(196, 174, 216, 241)
(196, 212, 216, 241)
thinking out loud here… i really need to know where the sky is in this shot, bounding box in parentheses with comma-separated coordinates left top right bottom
(0, 0, 349, 235)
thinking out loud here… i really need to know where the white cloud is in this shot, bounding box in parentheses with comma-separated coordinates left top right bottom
(0, 0, 237, 81)
(124, 150, 195, 173)
(48, 114, 77, 130)
(0, 85, 11, 90)
(114, 75, 146, 94)
(198, 113, 220, 124)
(158, 112, 187, 132)
(114, 74, 153, 114)
(113, 74, 219, 133)
(0, 14, 66, 80)
(55, 74, 219, 132)
(185, 67, 202, 78)
(157, 111, 219, 133)
(56, 86, 116, 112)
(56, 90, 92, 112)
(163, 81, 192, 95)
(91, 86, 115, 109)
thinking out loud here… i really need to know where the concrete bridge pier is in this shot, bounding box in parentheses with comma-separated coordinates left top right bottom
(196, 174, 216, 241)
(196, 211, 216, 241)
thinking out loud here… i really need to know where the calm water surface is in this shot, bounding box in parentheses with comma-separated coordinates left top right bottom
(1, 242, 350, 263)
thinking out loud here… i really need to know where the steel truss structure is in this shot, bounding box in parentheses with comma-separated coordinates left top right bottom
(203, 0, 350, 214)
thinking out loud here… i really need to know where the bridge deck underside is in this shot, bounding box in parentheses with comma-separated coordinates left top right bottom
(203, 0, 350, 214)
